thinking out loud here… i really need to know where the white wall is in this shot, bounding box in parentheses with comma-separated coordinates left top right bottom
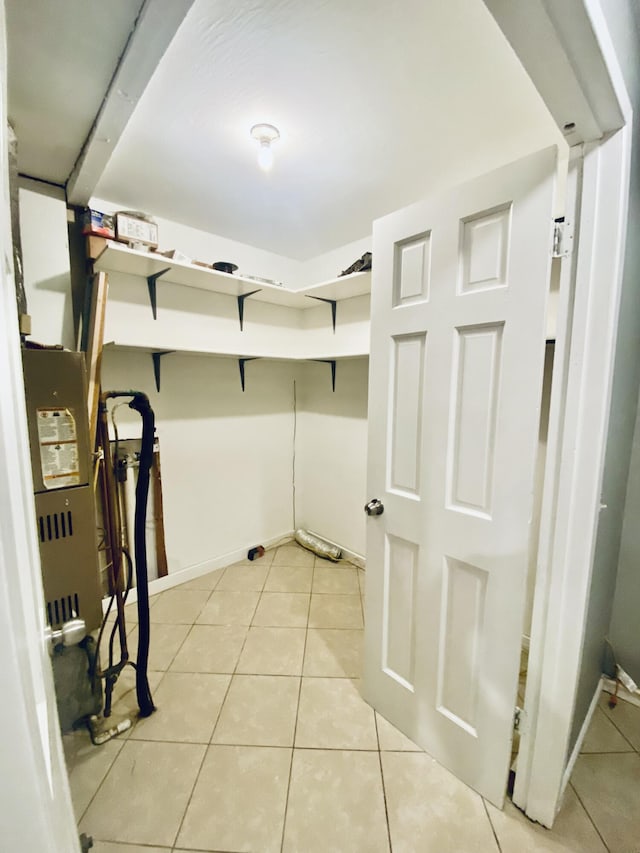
(611, 400, 640, 681)
(601, 0, 640, 687)
(298, 235, 372, 288)
(17, 188, 373, 577)
(92, 194, 375, 291)
(19, 178, 74, 348)
(91, 195, 303, 288)
(101, 349, 296, 574)
(294, 358, 369, 557)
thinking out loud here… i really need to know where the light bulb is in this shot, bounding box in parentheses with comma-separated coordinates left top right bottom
(258, 140, 273, 171)
(250, 123, 280, 171)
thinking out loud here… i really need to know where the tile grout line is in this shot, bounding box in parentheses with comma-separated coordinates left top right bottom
(80, 547, 358, 850)
(279, 554, 315, 853)
(207, 567, 263, 742)
(76, 583, 200, 827)
(163, 563, 257, 849)
(599, 700, 639, 752)
(73, 734, 127, 827)
(568, 779, 612, 852)
(374, 711, 394, 852)
(169, 575, 241, 851)
(481, 797, 502, 852)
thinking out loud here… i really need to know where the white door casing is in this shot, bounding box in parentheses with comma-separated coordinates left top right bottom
(0, 0, 80, 847)
(363, 147, 558, 807)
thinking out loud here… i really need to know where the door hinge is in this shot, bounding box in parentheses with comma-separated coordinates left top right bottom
(513, 705, 526, 733)
(551, 217, 572, 258)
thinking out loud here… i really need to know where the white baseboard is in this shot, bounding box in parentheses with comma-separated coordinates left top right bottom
(102, 530, 365, 613)
(602, 677, 640, 708)
(102, 530, 295, 611)
(560, 676, 603, 798)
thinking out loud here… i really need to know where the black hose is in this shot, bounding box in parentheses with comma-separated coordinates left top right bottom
(127, 391, 156, 717)
(102, 390, 156, 718)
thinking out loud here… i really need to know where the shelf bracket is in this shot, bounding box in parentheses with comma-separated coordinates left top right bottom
(237, 290, 261, 331)
(312, 359, 337, 392)
(151, 350, 174, 392)
(238, 357, 259, 392)
(306, 296, 337, 333)
(147, 267, 171, 320)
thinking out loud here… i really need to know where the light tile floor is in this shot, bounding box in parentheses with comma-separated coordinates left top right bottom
(64, 543, 640, 852)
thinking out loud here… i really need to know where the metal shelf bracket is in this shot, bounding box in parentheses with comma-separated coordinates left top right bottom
(238, 357, 260, 392)
(312, 359, 337, 392)
(147, 268, 171, 319)
(151, 350, 174, 392)
(237, 290, 261, 331)
(306, 296, 337, 332)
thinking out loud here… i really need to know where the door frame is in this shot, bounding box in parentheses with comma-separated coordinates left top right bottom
(0, 0, 81, 846)
(485, 0, 633, 827)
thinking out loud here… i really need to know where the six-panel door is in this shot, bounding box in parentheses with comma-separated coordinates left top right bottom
(363, 147, 558, 807)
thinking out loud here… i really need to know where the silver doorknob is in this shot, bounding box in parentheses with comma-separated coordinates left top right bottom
(44, 617, 87, 654)
(365, 498, 384, 516)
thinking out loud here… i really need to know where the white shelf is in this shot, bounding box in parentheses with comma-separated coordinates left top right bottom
(103, 342, 369, 362)
(94, 240, 371, 309)
(97, 241, 371, 388)
(104, 342, 368, 393)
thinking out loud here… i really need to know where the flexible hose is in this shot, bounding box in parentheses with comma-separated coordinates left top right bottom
(102, 390, 156, 718)
(127, 391, 156, 717)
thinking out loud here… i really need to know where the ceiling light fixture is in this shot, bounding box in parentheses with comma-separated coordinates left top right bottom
(250, 123, 280, 171)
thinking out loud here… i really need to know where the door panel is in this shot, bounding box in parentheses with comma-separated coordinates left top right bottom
(364, 147, 557, 808)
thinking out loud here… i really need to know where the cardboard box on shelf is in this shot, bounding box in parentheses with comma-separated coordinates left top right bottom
(81, 208, 115, 239)
(115, 211, 158, 248)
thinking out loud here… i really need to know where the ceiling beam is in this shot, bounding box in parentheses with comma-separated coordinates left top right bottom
(483, 0, 625, 144)
(66, 0, 194, 205)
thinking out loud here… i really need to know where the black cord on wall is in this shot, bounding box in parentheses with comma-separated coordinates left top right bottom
(292, 378, 297, 530)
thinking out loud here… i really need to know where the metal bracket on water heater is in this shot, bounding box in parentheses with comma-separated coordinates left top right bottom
(239, 357, 260, 391)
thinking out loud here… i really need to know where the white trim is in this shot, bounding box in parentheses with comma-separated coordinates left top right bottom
(106, 530, 364, 609)
(67, 0, 195, 203)
(104, 530, 295, 607)
(516, 125, 631, 826)
(602, 678, 640, 709)
(561, 677, 604, 796)
(513, 143, 585, 820)
(488, 0, 634, 827)
(483, 0, 625, 143)
(0, 0, 80, 845)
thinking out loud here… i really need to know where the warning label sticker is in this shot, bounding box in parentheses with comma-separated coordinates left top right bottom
(36, 408, 80, 489)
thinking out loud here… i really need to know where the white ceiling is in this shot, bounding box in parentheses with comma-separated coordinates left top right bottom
(7, 0, 564, 260)
(6, 0, 144, 183)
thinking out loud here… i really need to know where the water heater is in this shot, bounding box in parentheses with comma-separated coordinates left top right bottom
(22, 348, 102, 633)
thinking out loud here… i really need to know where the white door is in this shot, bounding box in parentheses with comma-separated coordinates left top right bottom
(363, 147, 558, 808)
